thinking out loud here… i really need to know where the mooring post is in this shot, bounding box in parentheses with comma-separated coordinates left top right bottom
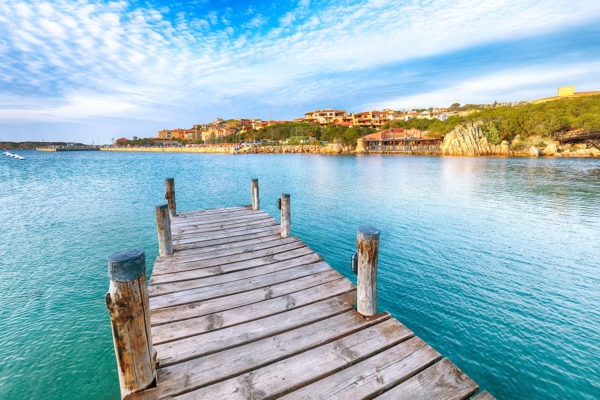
(251, 179, 260, 210)
(105, 250, 156, 398)
(155, 204, 173, 256)
(165, 177, 176, 217)
(280, 193, 291, 238)
(356, 225, 380, 316)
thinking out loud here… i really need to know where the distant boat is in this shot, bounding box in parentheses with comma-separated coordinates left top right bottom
(4, 152, 24, 159)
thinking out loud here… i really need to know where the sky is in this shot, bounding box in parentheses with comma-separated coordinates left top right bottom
(1, 0, 599, 143)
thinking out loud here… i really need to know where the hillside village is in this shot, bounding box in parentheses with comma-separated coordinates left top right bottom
(112, 87, 600, 150)
(149, 106, 484, 144)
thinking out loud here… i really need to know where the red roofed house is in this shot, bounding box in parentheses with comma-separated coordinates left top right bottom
(361, 128, 441, 153)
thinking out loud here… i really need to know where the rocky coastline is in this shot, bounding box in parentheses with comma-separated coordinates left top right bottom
(439, 123, 600, 157)
(101, 125, 599, 157)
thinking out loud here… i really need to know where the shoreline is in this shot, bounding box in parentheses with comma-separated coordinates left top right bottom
(99, 145, 600, 158)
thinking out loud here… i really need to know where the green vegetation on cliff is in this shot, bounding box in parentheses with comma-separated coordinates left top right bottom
(384, 95, 600, 141)
(223, 122, 375, 145)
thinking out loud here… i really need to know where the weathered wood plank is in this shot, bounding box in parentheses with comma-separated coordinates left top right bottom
(151, 278, 356, 344)
(173, 225, 280, 245)
(172, 221, 281, 246)
(153, 237, 302, 267)
(173, 213, 277, 234)
(171, 209, 267, 225)
(149, 257, 326, 298)
(155, 293, 355, 366)
(171, 215, 275, 235)
(158, 235, 287, 259)
(149, 261, 333, 310)
(171, 213, 272, 229)
(472, 390, 496, 400)
(149, 269, 344, 325)
(173, 230, 280, 251)
(152, 242, 313, 277)
(176, 205, 250, 216)
(375, 358, 479, 400)
(280, 337, 441, 400)
(131, 311, 392, 400)
(151, 249, 321, 284)
(177, 318, 412, 399)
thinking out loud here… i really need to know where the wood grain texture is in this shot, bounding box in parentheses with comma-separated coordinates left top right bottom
(280, 337, 441, 400)
(106, 272, 155, 398)
(150, 278, 355, 344)
(131, 312, 391, 400)
(133, 205, 487, 399)
(473, 390, 496, 400)
(154, 293, 355, 367)
(374, 358, 479, 400)
(178, 318, 412, 399)
(149, 261, 333, 310)
(149, 269, 344, 325)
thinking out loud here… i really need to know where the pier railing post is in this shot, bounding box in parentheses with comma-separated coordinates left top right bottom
(165, 177, 176, 217)
(280, 193, 291, 238)
(105, 250, 156, 398)
(356, 225, 380, 316)
(155, 204, 173, 256)
(251, 179, 260, 210)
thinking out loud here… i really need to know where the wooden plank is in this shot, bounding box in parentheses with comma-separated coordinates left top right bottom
(176, 205, 250, 216)
(150, 249, 321, 284)
(172, 212, 275, 230)
(374, 358, 479, 400)
(173, 225, 280, 245)
(159, 235, 287, 259)
(171, 215, 275, 235)
(149, 257, 326, 298)
(152, 242, 312, 277)
(131, 311, 392, 400)
(173, 230, 280, 251)
(171, 212, 272, 229)
(473, 390, 496, 400)
(172, 219, 280, 240)
(153, 237, 302, 266)
(155, 293, 356, 366)
(280, 337, 441, 399)
(176, 318, 413, 399)
(171, 210, 268, 226)
(149, 269, 344, 325)
(149, 261, 333, 310)
(151, 278, 356, 344)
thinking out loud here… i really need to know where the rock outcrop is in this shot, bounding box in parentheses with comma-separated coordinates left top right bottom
(440, 123, 510, 156)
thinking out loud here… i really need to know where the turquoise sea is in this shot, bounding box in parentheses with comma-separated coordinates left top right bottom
(0, 150, 599, 399)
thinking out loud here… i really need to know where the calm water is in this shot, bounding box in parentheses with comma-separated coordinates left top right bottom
(0, 150, 599, 399)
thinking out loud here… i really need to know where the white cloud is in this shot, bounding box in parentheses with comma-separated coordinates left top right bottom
(0, 0, 599, 125)
(371, 62, 600, 109)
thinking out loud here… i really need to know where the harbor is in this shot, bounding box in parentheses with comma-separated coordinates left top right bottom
(105, 178, 493, 399)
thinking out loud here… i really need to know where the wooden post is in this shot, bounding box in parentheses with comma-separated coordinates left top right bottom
(155, 204, 173, 256)
(105, 250, 156, 398)
(280, 193, 291, 238)
(165, 177, 176, 217)
(356, 225, 380, 316)
(251, 179, 259, 210)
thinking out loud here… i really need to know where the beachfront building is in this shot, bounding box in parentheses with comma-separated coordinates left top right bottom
(352, 111, 390, 128)
(304, 109, 348, 125)
(361, 128, 441, 153)
(158, 129, 186, 140)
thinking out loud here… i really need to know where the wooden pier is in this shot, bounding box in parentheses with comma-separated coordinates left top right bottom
(105, 179, 494, 399)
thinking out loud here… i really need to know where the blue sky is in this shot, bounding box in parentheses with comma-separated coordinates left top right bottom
(1, 0, 599, 143)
